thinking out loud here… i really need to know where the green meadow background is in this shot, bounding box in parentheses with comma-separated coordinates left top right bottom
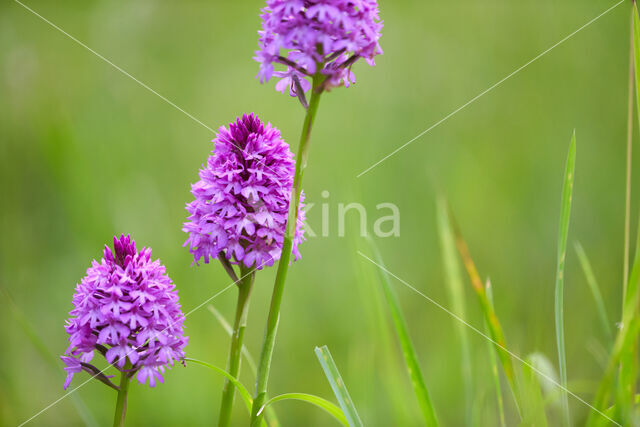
(0, 0, 635, 425)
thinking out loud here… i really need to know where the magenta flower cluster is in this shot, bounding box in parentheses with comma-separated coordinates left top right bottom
(183, 114, 305, 269)
(255, 0, 383, 95)
(62, 235, 188, 388)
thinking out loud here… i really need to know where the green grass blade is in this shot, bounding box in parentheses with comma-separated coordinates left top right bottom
(436, 197, 473, 424)
(258, 393, 348, 426)
(350, 236, 412, 424)
(485, 280, 507, 427)
(574, 242, 612, 343)
(624, 0, 640, 307)
(634, 0, 640, 164)
(365, 238, 439, 426)
(314, 346, 364, 427)
(588, 129, 640, 425)
(617, 5, 640, 422)
(554, 131, 576, 427)
(185, 358, 254, 416)
(615, 236, 640, 421)
(449, 211, 518, 398)
(2, 289, 98, 427)
(601, 394, 640, 422)
(592, 11, 640, 421)
(617, 319, 639, 423)
(587, 317, 640, 426)
(587, 6, 640, 424)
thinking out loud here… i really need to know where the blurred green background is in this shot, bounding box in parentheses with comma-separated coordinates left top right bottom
(0, 0, 635, 425)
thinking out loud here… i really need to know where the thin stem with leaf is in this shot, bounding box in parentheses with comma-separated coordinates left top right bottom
(554, 131, 576, 427)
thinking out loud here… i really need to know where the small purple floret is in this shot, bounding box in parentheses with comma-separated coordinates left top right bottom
(62, 235, 188, 389)
(183, 113, 305, 269)
(255, 0, 383, 94)
(61, 356, 82, 390)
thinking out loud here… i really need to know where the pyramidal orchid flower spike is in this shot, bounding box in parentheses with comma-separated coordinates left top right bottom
(183, 113, 306, 270)
(62, 234, 188, 426)
(183, 113, 305, 427)
(255, 0, 383, 95)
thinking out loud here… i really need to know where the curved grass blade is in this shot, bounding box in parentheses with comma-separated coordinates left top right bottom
(314, 346, 364, 427)
(449, 211, 517, 395)
(257, 393, 347, 426)
(365, 238, 439, 426)
(436, 197, 473, 424)
(185, 358, 253, 416)
(574, 242, 612, 343)
(554, 131, 576, 427)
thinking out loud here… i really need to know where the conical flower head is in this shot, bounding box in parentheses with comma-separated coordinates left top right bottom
(183, 113, 306, 269)
(255, 0, 383, 94)
(62, 235, 188, 389)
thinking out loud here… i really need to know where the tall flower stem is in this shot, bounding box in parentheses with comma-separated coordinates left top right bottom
(112, 367, 131, 427)
(250, 74, 324, 426)
(623, 10, 635, 306)
(218, 264, 256, 427)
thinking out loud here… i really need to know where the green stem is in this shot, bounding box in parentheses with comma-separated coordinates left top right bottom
(112, 369, 131, 427)
(250, 74, 324, 426)
(624, 8, 634, 309)
(218, 265, 255, 427)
